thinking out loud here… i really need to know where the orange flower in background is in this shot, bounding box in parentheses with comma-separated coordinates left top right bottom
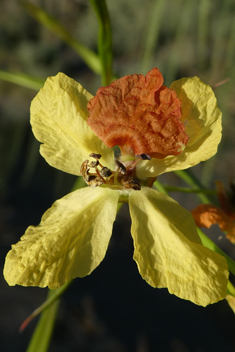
(192, 181, 235, 243)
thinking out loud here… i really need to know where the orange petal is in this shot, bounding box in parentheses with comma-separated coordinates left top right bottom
(192, 204, 235, 243)
(87, 68, 189, 158)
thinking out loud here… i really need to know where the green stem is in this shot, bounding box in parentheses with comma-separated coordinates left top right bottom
(89, 0, 113, 86)
(141, 0, 166, 72)
(164, 185, 216, 195)
(227, 280, 235, 296)
(154, 179, 168, 195)
(25, 289, 60, 352)
(20, 280, 72, 333)
(174, 169, 212, 203)
(0, 70, 44, 90)
(197, 0, 210, 70)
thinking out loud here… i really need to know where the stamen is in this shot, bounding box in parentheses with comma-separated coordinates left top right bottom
(115, 159, 126, 174)
(89, 160, 99, 167)
(89, 153, 102, 159)
(121, 177, 141, 190)
(100, 167, 113, 177)
(81, 153, 145, 191)
(136, 153, 152, 160)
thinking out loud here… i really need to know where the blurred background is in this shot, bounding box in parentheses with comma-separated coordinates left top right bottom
(1, 0, 235, 351)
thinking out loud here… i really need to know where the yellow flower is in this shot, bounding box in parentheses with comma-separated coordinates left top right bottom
(3, 68, 228, 306)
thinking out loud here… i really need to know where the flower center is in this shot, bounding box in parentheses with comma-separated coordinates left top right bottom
(80, 153, 153, 190)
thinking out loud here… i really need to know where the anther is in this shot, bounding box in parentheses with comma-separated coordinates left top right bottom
(136, 153, 151, 160)
(130, 177, 141, 185)
(121, 176, 141, 190)
(100, 167, 113, 177)
(80, 160, 90, 175)
(87, 175, 97, 182)
(115, 159, 126, 174)
(89, 153, 102, 159)
(89, 160, 99, 167)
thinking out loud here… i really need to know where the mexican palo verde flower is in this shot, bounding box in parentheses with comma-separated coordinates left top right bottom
(4, 68, 229, 306)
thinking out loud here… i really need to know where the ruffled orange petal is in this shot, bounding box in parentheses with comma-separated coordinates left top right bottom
(192, 204, 235, 243)
(87, 68, 189, 158)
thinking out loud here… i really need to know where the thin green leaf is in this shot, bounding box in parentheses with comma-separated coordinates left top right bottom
(21, 1, 101, 74)
(227, 280, 235, 297)
(89, 0, 113, 86)
(165, 0, 194, 85)
(197, 0, 211, 70)
(141, 0, 166, 73)
(163, 185, 216, 195)
(153, 179, 168, 195)
(174, 169, 212, 203)
(0, 71, 44, 90)
(210, 0, 232, 75)
(225, 14, 235, 71)
(20, 280, 72, 333)
(25, 289, 60, 352)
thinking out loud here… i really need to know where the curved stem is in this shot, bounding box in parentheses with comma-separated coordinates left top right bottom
(174, 169, 213, 203)
(89, 0, 113, 86)
(164, 185, 216, 195)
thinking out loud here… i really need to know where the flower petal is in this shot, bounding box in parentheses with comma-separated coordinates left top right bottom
(4, 187, 120, 288)
(129, 187, 228, 306)
(137, 77, 222, 178)
(87, 68, 189, 159)
(192, 204, 235, 243)
(31, 73, 115, 175)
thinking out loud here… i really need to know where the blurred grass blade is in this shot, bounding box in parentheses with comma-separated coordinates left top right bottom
(154, 179, 168, 195)
(20, 137, 41, 187)
(227, 281, 235, 297)
(25, 289, 59, 352)
(225, 14, 235, 70)
(210, 0, 232, 75)
(165, 0, 193, 86)
(174, 169, 212, 203)
(21, 1, 101, 74)
(197, 0, 211, 70)
(141, 0, 165, 73)
(89, 0, 113, 86)
(197, 227, 235, 277)
(201, 156, 216, 187)
(0, 70, 44, 90)
(163, 185, 216, 195)
(21, 280, 72, 333)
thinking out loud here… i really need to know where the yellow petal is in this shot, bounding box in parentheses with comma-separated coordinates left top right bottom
(4, 187, 120, 288)
(30, 73, 115, 175)
(129, 187, 228, 306)
(137, 77, 222, 178)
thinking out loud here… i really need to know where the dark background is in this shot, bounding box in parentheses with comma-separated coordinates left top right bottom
(1, 1, 235, 351)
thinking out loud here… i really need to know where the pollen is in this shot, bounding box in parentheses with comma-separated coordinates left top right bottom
(87, 68, 189, 159)
(80, 154, 142, 190)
